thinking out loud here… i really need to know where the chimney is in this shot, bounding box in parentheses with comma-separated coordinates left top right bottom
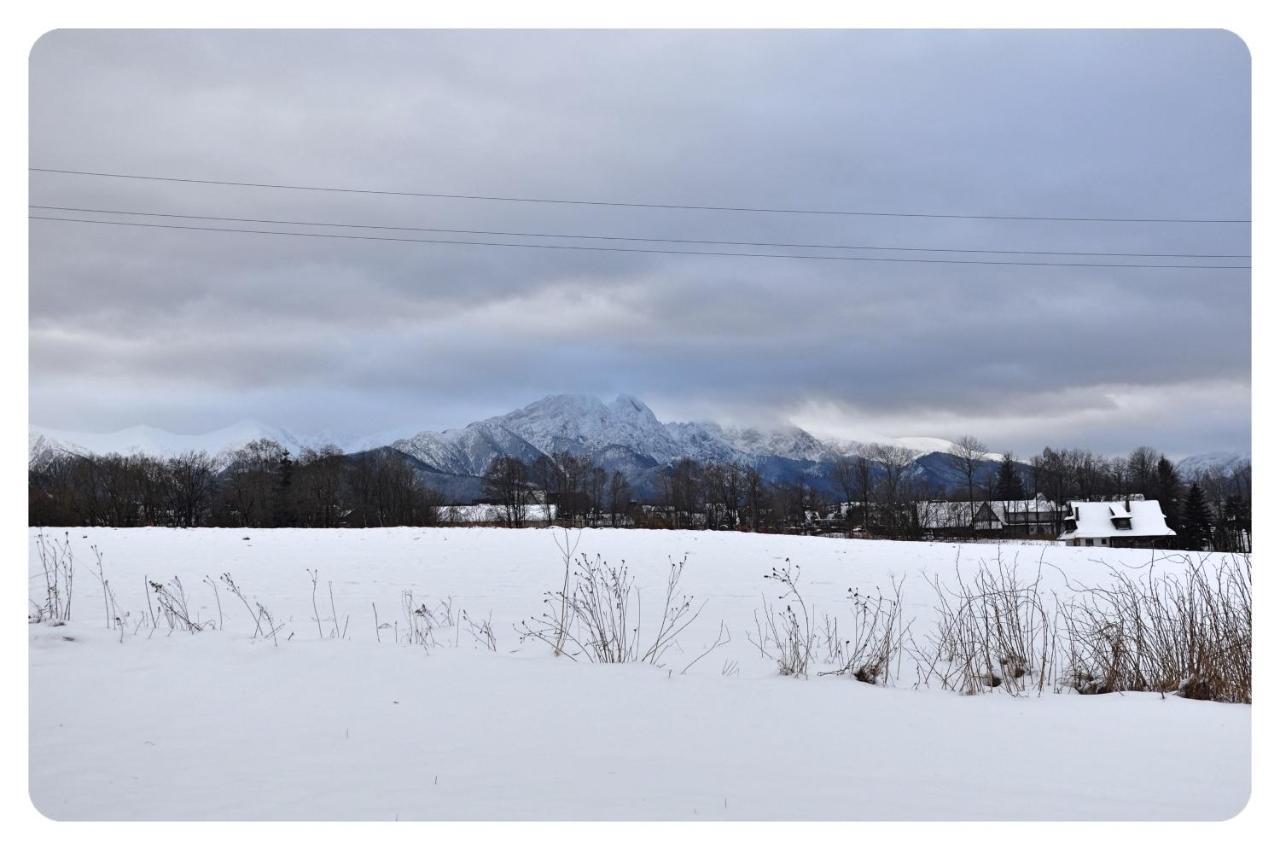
(1125, 497, 1131, 512)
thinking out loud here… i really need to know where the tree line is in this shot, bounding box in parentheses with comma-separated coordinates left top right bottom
(30, 436, 1251, 552)
(28, 439, 440, 528)
(480, 438, 1250, 552)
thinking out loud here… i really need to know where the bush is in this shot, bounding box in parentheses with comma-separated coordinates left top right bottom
(519, 553, 704, 664)
(1058, 554, 1251, 703)
(31, 530, 74, 624)
(910, 552, 1057, 696)
(748, 561, 816, 677)
(821, 578, 907, 686)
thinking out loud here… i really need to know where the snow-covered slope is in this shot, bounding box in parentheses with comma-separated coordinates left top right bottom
(497, 394, 686, 461)
(392, 421, 546, 477)
(662, 421, 740, 463)
(1176, 450, 1251, 477)
(894, 436, 1004, 462)
(394, 394, 695, 479)
(29, 421, 307, 463)
(720, 423, 833, 462)
(27, 421, 417, 468)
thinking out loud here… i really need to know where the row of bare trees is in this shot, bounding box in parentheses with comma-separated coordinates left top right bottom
(482, 450, 931, 535)
(28, 440, 440, 528)
(831, 443, 918, 534)
(478, 438, 1250, 551)
(482, 453, 633, 528)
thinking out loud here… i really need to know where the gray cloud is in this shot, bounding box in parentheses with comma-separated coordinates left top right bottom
(29, 29, 1250, 458)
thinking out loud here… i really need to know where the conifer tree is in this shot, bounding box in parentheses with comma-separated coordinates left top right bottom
(1181, 482, 1213, 551)
(272, 450, 295, 527)
(1220, 493, 1250, 552)
(1153, 456, 1183, 533)
(994, 453, 1025, 500)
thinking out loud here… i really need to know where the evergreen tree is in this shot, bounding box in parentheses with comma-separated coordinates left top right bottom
(1220, 493, 1251, 553)
(1152, 456, 1182, 534)
(1181, 483, 1213, 551)
(994, 453, 1026, 500)
(272, 450, 296, 527)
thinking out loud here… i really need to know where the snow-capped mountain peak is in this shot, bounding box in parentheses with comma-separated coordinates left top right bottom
(390, 394, 843, 477)
(893, 436, 1004, 462)
(488, 393, 682, 461)
(1175, 451, 1251, 477)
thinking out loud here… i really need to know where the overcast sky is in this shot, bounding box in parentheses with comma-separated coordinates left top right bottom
(29, 29, 1250, 458)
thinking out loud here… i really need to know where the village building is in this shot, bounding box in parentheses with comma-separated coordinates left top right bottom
(916, 500, 1004, 535)
(913, 496, 1067, 537)
(993, 498, 1068, 535)
(1057, 499, 1176, 547)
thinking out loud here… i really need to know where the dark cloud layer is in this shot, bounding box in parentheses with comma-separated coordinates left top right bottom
(29, 30, 1250, 457)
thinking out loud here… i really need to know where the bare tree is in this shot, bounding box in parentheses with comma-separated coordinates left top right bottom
(1126, 446, 1161, 499)
(295, 445, 344, 527)
(168, 450, 216, 527)
(606, 469, 631, 528)
(705, 461, 743, 529)
(831, 455, 858, 535)
(482, 455, 531, 528)
(869, 443, 916, 536)
(553, 451, 589, 526)
(220, 438, 288, 526)
(853, 451, 876, 533)
(587, 464, 607, 527)
(832, 452, 876, 536)
(530, 454, 560, 526)
(950, 435, 990, 537)
(344, 450, 438, 527)
(668, 458, 704, 529)
(743, 465, 767, 532)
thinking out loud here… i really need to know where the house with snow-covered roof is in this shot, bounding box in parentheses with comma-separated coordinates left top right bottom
(915, 500, 1005, 535)
(992, 497, 1067, 535)
(1057, 499, 1176, 548)
(912, 497, 1067, 537)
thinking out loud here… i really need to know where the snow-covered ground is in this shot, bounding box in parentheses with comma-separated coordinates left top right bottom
(28, 528, 1250, 820)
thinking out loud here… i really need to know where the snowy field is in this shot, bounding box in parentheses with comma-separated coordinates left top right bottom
(29, 527, 1250, 820)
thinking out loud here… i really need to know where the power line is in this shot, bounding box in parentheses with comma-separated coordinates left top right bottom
(28, 205, 1249, 259)
(29, 167, 1251, 225)
(29, 215, 1252, 269)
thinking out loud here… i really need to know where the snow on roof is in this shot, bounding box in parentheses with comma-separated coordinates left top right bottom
(1058, 500, 1174, 540)
(914, 499, 1065, 529)
(990, 498, 1062, 514)
(916, 501, 1000, 529)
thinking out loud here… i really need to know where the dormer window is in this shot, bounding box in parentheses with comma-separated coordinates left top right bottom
(1112, 517, 1132, 530)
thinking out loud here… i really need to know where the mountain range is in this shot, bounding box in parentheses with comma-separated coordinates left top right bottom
(29, 393, 1248, 503)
